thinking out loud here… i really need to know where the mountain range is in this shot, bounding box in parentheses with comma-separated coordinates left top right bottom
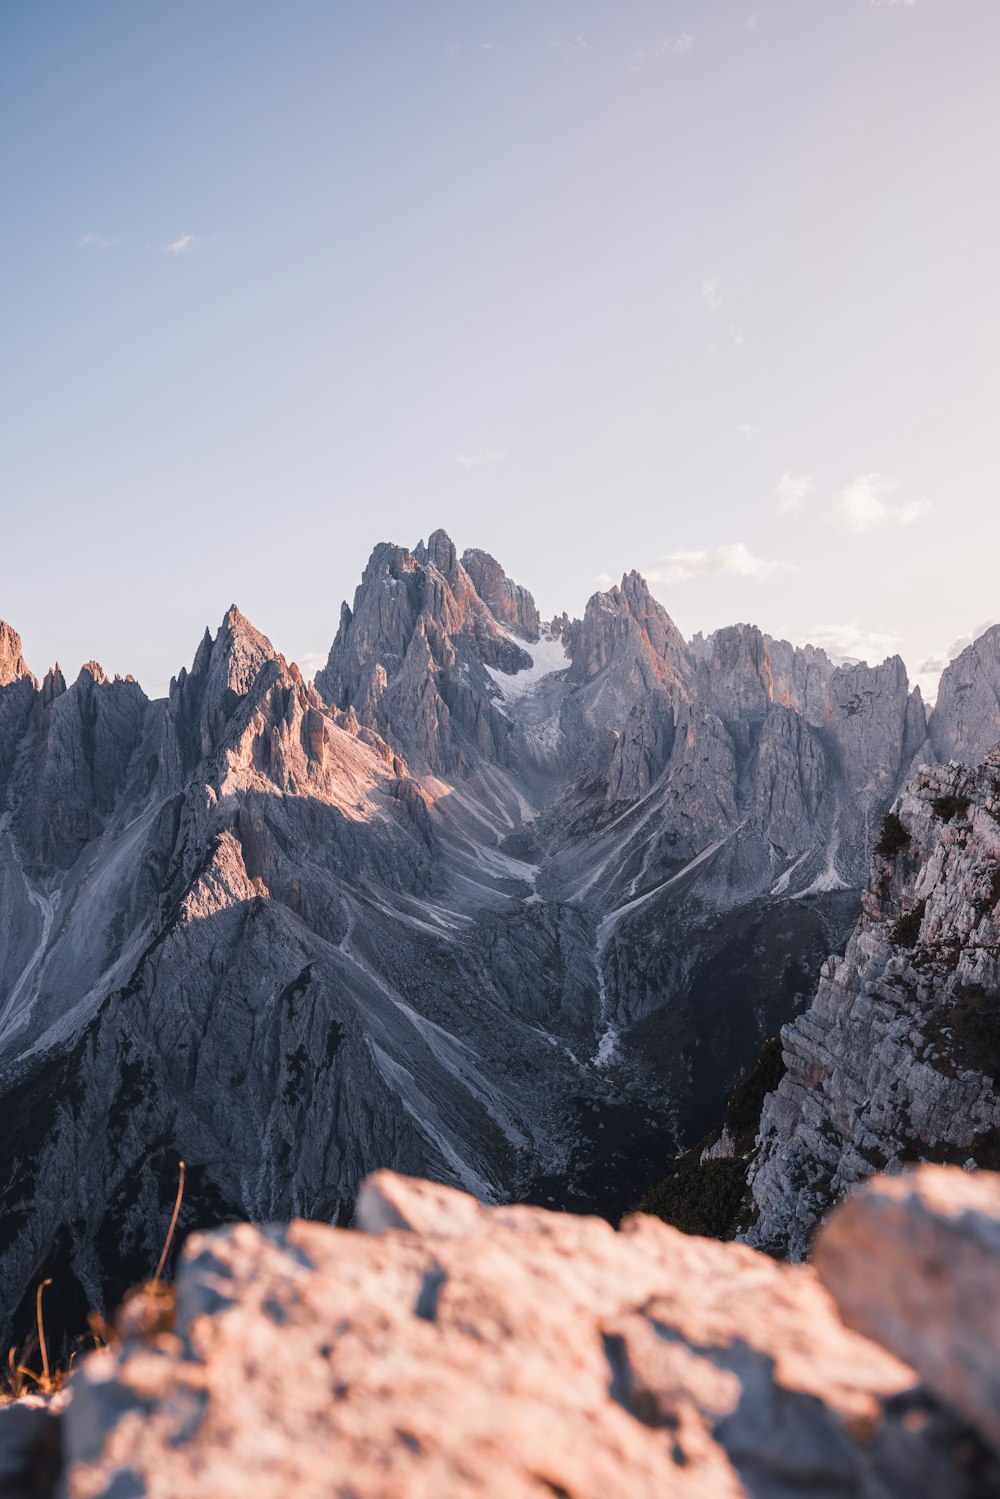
(2, 529, 999, 1346)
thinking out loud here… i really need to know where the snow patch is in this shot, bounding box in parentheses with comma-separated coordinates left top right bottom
(485, 629, 569, 703)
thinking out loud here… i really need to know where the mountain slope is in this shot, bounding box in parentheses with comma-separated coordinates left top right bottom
(0, 529, 992, 1345)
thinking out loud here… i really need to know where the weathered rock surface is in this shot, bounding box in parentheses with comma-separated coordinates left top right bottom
(461, 547, 541, 641)
(815, 1165, 1000, 1457)
(929, 623, 1000, 766)
(0, 622, 31, 688)
(58, 1170, 1000, 1499)
(747, 750, 1000, 1258)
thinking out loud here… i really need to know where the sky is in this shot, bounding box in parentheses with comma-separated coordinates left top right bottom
(2, 1, 999, 701)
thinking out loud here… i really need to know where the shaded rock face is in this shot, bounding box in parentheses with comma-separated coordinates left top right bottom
(747, 750, 1000, 1259)
(50, 1168, 1000, 1499)
(929, 624, 1000, 766)
(461, 547, 541, 641)
(0, 535, 997, 1356)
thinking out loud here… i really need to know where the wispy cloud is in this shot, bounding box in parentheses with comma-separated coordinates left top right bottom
(830, 473, 929, 532)
(293, 650, 328, 682)
(774, 472, 813, 515)
(632, 35, 695, 71)
(162, 234, 204, 256)
(549, 35, 589, 55)
(747, 11, 761, 26)
(79, 233, 121, 250)
(870, 0, 915, 8)
(645, 541, 784, 585)
(453, 449, 506, 469)
(701, 277, 722, 311)
(737, 423, 760, 440)
(806, 621, 901, 664)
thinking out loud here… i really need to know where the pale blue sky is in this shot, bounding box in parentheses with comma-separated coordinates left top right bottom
(2, 1, 998, 699)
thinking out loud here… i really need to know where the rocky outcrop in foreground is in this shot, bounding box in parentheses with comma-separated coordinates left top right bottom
(748, 748, 1000, 1258)
(5, 1165, 998, 1498)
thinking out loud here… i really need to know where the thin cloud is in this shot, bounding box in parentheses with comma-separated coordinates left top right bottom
(806, 622, 901, 664)
(632, 35, 695, 71)
(701, 277, 722, 311)
(774, 472, 813, 516)
(737, 423, 760, 440)
(549, 35, 589, 55)
(162, 234, 204, 256)
(294, 650, 328, 681)
(645, 541, 784, 585)
(453, 449, 506, 469)
(79, 233, 121, 249)
(830, 473, 929, 532)
(870, 1, 915, 7)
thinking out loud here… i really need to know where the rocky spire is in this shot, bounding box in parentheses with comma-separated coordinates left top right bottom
(0, 622, 29, 686)
(567, 571, 691, 686)
(315, 535, 531, 772)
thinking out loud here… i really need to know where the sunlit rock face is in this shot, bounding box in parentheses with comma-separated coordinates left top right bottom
(0, 530, 994, 1352)
(747, 748, 1000, 1259)
(46, 1167, 1000, 1499)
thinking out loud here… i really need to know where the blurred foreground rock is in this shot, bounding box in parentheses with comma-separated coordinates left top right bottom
(23, 1169, 995, 1499)
(3, 1166, 999, 1498)
(815, 1165, 1000, 1457)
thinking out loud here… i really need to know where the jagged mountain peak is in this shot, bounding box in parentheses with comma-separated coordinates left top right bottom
(77, 660, 107, 686)
(568, 570, 690, 686)
(0, 621, 31, 687)
(461, 548, 540, 642)
(315, 534, 534, 771)
(41, 664, 67, 704)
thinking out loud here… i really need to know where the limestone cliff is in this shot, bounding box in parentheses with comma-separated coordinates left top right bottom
(747, 749, 1000, 1258)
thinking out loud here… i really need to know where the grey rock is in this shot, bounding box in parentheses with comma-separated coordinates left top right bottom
(461, 547, 541, 640)
(0, 1395, 63, 1499)
(929, 624, 1000, 766)
(815, 1165, 1000, 1456)
(747, 750, 1000, 1259)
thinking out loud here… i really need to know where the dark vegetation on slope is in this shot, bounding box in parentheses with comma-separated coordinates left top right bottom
(637, 1036, 785, 1239)
(875, 811, 911, 859)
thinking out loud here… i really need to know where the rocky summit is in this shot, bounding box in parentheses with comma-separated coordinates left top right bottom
(0, 530, 998, 1350)
(5, 1164, 1000, 1499)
